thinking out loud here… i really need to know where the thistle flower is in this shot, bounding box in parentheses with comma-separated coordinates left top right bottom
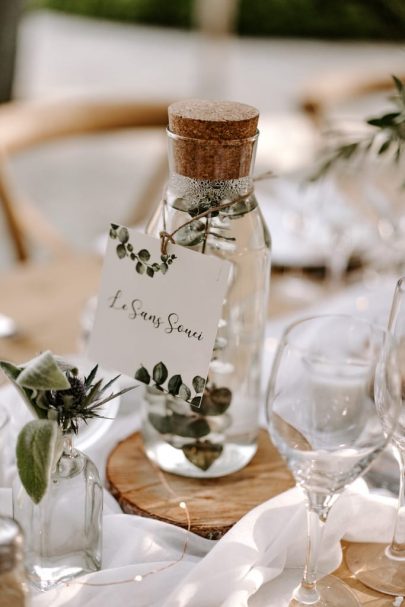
(0, 351, 134, 503)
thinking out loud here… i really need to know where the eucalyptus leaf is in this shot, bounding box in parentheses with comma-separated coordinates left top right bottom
(175, 221, 205, 247)
(171, 413, 210, 438)
(17, 351, 70, 391)
(118, 227, 129, 244)
(136, 262, 145, 275)
(135, 366, 150, 384)
(220, 198, 257, 218)
(191, 387, 232, 416)
(116, 244, 126, 259)
(168, 374, 182, 396)
(16, 419, 62, 504)
(188, 199, 212, 218)
(192, 376, 206, 394)
(153, 362, 168, 385)
(146, 267, 154, 278)
(182, 440, 223, 470)
(148, 413, 172, 434)
(160, 263, 168, 275)
(172, 198, 190, 213)
(138, 249, 151, 262)
(191, 396, 203, 407)
(178, 383, 191, 401)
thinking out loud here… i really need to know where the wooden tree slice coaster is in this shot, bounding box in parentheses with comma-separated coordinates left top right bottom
(106, 430, 294, 539)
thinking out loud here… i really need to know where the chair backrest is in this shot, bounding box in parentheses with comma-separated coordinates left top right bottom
(0, 99, 170, 263)
(299, 72, 405, 126)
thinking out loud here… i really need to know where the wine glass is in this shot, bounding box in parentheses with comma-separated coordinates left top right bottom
(266, 314, 400, 607)
(346, 276, 405, 595)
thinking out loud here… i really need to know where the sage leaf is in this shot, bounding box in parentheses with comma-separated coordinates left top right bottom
(153, 362, 168, 385)
(178, 383, 191, 401)
(0, 360, 20, 381)
(138, 249, 151, 262)
(192, 376, 205, 394)
(116, 244, 126, 259)
(168, 374, 182, 396)
(0, 361, 46, 419)
(16, 420, 62, 504)
(118, 227, 129, 244)
(17, 351, 70, 391)
(136, 262, 145, 274)
(135, 366, 150, 384)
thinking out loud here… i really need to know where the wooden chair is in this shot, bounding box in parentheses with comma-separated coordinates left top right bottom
(0, 99, 170, 263)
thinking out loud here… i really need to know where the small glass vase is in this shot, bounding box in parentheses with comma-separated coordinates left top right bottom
(13, 435, 103, 591)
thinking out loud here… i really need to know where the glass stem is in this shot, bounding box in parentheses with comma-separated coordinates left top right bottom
(294, 492, 332, 605)
(390, 445, 405, 558)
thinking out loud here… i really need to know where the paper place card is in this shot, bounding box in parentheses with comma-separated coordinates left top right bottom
(88, 225, 231, 406)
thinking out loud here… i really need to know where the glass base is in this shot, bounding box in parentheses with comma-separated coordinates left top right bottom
(28, 551, 100, 591)
(144, 439, 257, 478)
(346, 542, 405, 596)
(290, 575, 360, 607)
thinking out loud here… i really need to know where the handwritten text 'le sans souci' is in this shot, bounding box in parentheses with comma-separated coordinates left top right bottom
(108, 289, 204, 342)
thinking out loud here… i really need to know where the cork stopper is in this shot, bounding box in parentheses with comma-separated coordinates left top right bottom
(168, 99, 259, 180)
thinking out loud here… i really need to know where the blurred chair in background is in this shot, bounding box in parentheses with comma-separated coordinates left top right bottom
(299, 70, 405, 127)
(0, 0, 24, 102)
(0, 99, 169, 263)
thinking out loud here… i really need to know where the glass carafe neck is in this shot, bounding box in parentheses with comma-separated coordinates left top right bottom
(166, 128, 258, 211)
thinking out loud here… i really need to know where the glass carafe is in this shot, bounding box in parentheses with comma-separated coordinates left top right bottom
(141, 100, 271, 478)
